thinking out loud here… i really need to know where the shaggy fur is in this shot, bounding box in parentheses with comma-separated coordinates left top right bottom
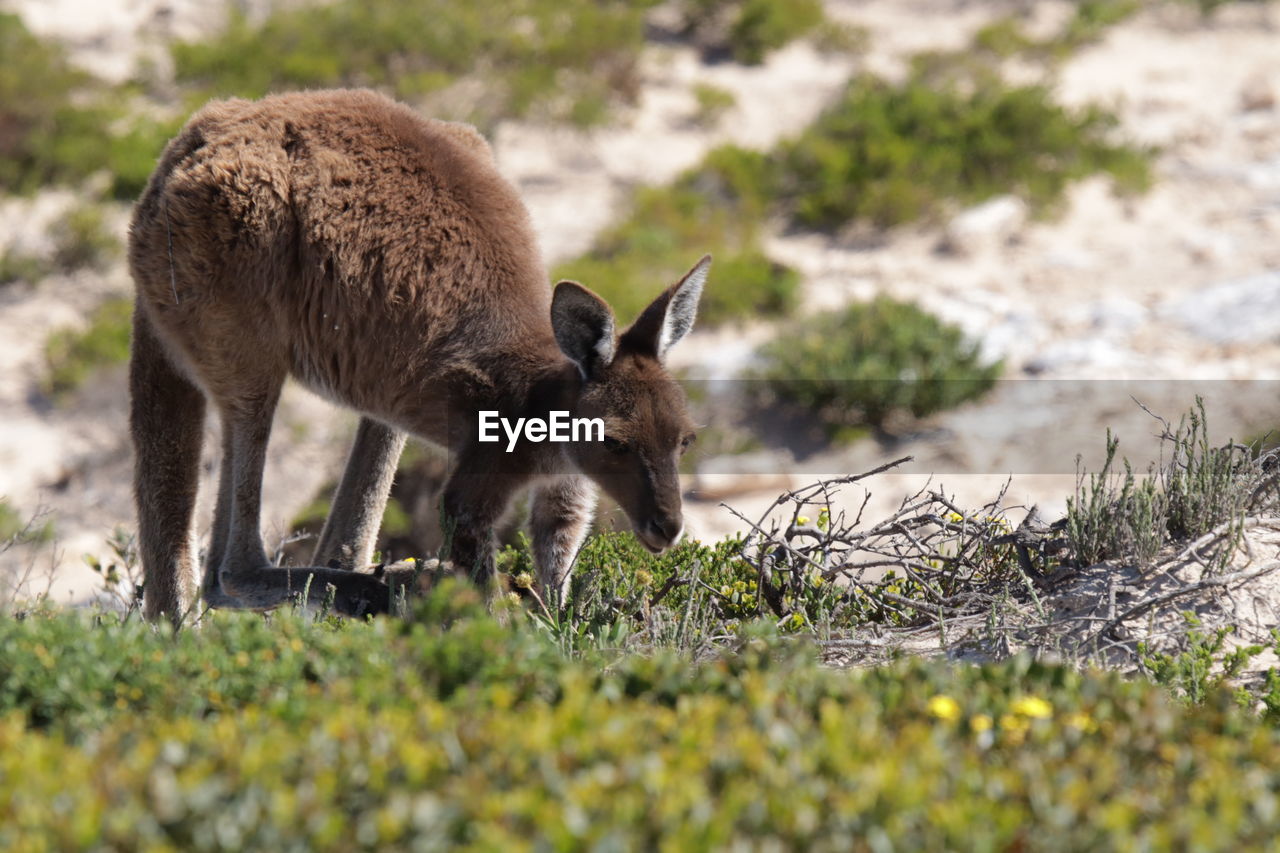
(128, 89, 708, 624)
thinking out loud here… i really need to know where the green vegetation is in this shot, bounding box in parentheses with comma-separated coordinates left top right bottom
(170, 1, 656, 128)
(1, 203, 120, 286)
(564, 29, 1149, 324)
(5, 597, 1280, 849)
(1067, 399, 1272, 570)
(673, 0, 826, 64)
(778, 71, 1150, 229)
(43, 297, 133, 400)
(1139, 613, 1276, 709)
(690, 82, 736, 126)
(0, 498, 53, 546)
(0, 13, 175, 199)
(555, 146, 799, 326)
(754, 297, 1000, 433)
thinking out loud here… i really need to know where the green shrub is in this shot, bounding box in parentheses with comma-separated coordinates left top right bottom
(0, 203, 120, 286)
(779, 72, 1151, 229)
(754, 297, 1001, 432)
(0, 14, 173, 200)
(1066, 399, 1274, 569)
(691, 82, 736, 125)
(4, 604, 1280, 848)
(43, 297, 133, 399)
(673, 0, 826, 64)
(555, 146, 798, 326)
(49, 203, 119, 272)
(0, 12, 95, 195)
(171, 1, 655, 128)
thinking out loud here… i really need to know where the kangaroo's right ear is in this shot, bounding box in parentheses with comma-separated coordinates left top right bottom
(552, 281, 616, 379)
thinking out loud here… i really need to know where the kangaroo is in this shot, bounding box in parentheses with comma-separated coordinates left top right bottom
(127, 89, 709, 625)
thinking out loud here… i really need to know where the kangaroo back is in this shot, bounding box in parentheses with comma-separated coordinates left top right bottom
(128, 89, 555, 432)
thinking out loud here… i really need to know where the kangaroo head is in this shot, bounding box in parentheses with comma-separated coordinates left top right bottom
(550, 255, 710, 553)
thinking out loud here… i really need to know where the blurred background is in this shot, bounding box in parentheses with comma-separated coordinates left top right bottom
(1, 0, 1279, 603)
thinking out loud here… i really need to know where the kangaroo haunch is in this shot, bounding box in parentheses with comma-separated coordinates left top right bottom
(127, 89, 709, 624)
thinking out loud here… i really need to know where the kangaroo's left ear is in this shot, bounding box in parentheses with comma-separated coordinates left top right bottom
(620, 254, 711, 361)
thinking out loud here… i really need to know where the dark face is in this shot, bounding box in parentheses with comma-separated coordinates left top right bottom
(569, 350, 697, 552)
(551, 254, 711, 553)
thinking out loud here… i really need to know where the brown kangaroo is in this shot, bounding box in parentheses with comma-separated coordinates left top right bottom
(127, 89, 709, 625)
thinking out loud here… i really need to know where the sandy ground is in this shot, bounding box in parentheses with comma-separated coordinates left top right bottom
(2, 0, 1280, 602)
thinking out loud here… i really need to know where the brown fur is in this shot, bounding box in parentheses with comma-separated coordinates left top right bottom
(128, 89, 707, 624)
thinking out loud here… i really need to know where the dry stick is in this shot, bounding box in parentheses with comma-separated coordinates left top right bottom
(1079, 560, 1280, 652)
(1166, 515, 1280, 570)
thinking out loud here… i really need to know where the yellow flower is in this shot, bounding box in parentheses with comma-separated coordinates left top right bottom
(1065, 711, 1097, 733)
(513, 572, 533, 589)
(970, 714, 993, 732)
(635, 569, 654, 587)
(927, 695, 961, 721)
(796, 516, 811, 526)
(999, 713, 1028, 733)
(1010, 696, 1053, 719)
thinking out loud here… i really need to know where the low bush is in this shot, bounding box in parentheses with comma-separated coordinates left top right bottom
(0, 203, 120, 286)
(1066, 398, 1276, 570)
(554, 146, 798, 326)
(171, 0, 656, 128)
(753, 297, 1001, 433)
(690, 82, 736, 126)
(3, 601, 1280, 849)
(0, 13, 175, 200)
(778, 72, 1151, 229)
(43, 296, 133, 399)
(671, 0, 826, 64)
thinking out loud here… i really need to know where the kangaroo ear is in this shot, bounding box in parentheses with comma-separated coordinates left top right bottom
(620, 255, 711, 361)
(552, 280, 616, 379)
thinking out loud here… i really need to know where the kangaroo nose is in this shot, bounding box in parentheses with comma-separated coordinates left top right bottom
(647, 514, 684, 547)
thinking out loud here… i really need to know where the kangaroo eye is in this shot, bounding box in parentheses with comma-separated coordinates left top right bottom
(603, 435, 629, 455)
(680, 434, 696, 454)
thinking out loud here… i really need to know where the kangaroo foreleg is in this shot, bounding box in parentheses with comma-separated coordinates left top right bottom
(311, 417, 406, 570)
(439, 465, 524, 588)
(211, 393, 394, 616)
(530, 475, 596, 601)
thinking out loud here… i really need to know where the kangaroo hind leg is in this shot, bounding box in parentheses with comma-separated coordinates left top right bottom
(131, 304, 207, 627)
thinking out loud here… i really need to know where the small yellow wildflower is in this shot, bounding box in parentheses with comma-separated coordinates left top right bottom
(513, 572, 533, 589)
(505, 592, 522, 606)
(999, 713, 1029, 733)
(1065, 711, 1097, 733)
(1010, 696, 1053, 719)
(970, 713, 993, 732)
(635, 569, 654, 587)
(927, 695, 961, 721)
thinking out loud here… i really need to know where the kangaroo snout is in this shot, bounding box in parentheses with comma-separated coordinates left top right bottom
(639, 513, 684, 553)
